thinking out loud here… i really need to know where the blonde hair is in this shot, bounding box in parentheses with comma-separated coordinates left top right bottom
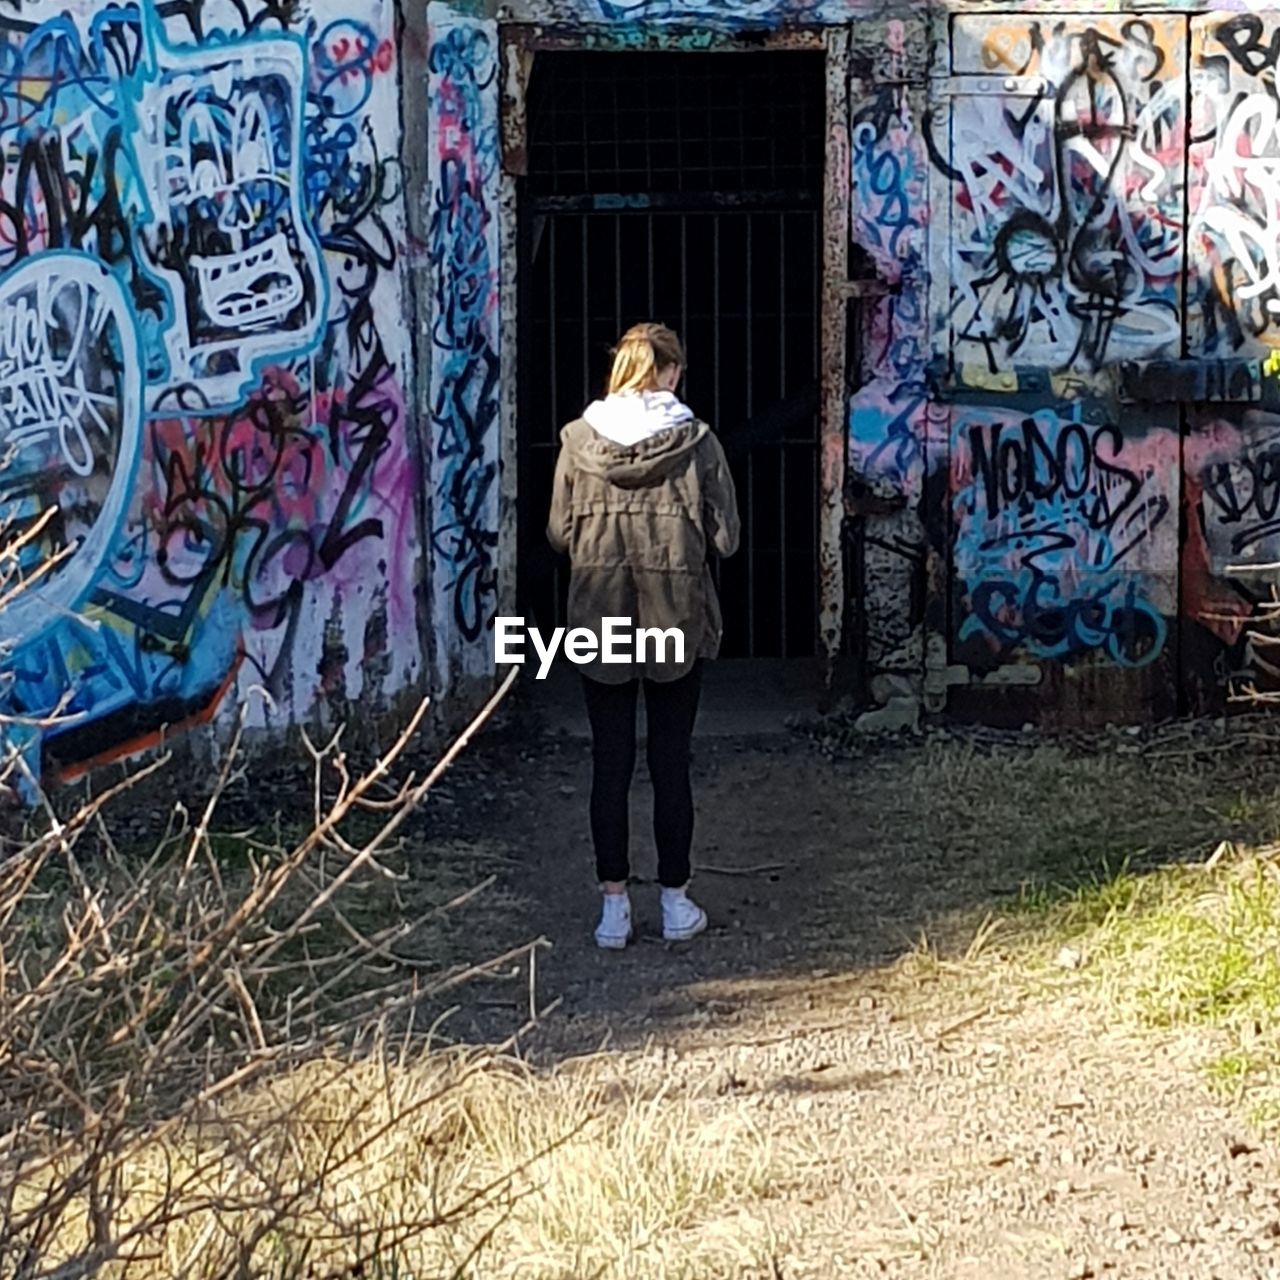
(606, 322, 686, 395)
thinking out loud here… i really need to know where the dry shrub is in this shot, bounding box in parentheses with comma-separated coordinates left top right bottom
(0, 674, 537, 1279)
(0, 470, 778, 1278)
(0, 667, 777, 1279)
(25, 1049, 778, 1280)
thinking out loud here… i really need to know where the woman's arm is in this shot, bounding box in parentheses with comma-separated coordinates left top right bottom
(701, 432, 741, 558)
(546, 435, 573, 555)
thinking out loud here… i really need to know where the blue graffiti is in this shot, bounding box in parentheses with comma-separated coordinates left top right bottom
(312, 20, 384, 119)
(0, 6, 329, 412)
(953, 408, 1171, 668)
(853, 385, 925, 486)
(852, 264, 928, 486)
(961, 572, 1167, 668)
(587, 0, 822, 25)
(848, 86, 928, 498)
(852, 115, 922, 262)
(428, 22, 497, 143)
(129, 22, 329, 411)
(1, 0, 410, 779)
(428, 19, 500, 648)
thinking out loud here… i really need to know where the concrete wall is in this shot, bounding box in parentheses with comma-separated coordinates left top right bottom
(476, 2, 1280, 726)
(0, 0, 424, 781)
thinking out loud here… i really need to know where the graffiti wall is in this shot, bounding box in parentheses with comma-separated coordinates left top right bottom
(847, 19, 929, 696)
(1191, 12, 1280, 360)
(945, 15, 1186, 377)
(428, 2, 1280, 724)
(950, 405, 1174, 677)
(1183, 409, 1280, 706)
(426, 4, 500, 688)
(0, 0, 422, 779)
(1182, 14, 1280, 707)
(17, 0, 1280, 779)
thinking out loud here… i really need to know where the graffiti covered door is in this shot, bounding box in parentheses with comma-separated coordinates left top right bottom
(938, 15, 1188, 725)
(1184, 14, 1280, 712)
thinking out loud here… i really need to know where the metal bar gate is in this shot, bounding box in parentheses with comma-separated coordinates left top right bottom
(516, 49, 827, 660)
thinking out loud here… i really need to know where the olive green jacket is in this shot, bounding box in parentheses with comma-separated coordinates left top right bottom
(546, 417, 741, 683)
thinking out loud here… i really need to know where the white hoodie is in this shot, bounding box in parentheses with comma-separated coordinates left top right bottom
(582, 389, 694, 447)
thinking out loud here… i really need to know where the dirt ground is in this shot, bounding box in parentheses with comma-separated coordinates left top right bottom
(409, 696, 1280, 1279)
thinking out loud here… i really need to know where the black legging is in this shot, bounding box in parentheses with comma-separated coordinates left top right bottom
(581, 662, 703, 887)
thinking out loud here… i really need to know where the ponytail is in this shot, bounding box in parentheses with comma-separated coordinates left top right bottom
(606, 322, 686, 395)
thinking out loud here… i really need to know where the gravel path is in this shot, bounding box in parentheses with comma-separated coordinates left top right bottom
(423, 722, 1280, 1278)
(559, 994, 1280, 1277)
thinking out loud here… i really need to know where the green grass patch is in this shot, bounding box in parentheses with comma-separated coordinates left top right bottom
(1010, 844, 1280, 1128)
(1094, 861, 1280, 1029)
(886, 735, 1280, 1130)
(1010, 856, 1148, 929)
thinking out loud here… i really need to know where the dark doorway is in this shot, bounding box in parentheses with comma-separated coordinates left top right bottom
(517, 50, 826, 658)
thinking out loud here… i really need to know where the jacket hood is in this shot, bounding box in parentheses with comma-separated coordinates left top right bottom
(583, 390, 694, 445)
(561, 414, 709, 489)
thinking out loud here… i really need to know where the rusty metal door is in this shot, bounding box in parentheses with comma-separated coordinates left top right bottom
(934, 14, 1188, 725)
(515, 49, 828, 659)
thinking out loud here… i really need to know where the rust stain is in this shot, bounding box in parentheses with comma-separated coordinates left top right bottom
(500, 36, 533, 177)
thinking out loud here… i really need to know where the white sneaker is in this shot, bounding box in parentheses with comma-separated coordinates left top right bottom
(661, 886, 708, 942)
(595, 892, 632, 949)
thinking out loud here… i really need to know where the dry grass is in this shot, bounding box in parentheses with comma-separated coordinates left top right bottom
(15, 1045, 779, 1280)
(15, 630, 1280, 1277)
(388, 1053, 778, 1278)
(0, 666, 781, 1280)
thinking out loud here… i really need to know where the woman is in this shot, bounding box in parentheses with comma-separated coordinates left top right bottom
(547, 323, 741, 949)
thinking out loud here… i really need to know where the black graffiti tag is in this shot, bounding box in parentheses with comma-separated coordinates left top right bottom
(968, 418, 1140, 521)
(1203, 445, 1280, 555)
(1214, 15, 1280, 76)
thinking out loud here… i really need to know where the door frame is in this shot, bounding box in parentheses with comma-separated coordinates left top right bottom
(497, 22, 852, 682)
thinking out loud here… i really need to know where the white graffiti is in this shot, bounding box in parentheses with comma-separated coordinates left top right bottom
(133, 36, 324, 409)
(0, 254, 142, 641)
(947, 21, 1184, 372)
(947, 17, 1182, 373)
(1197, 93, 1280, 316)
(1, 291, 115, 477)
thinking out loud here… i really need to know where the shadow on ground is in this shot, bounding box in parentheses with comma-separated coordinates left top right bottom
(401, 667, 1280, 1063)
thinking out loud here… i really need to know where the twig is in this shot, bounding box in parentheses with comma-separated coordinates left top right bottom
(935, 1007, 989, 1041)
(0, 661, 544, 1278)
(700, 862, 785, 877)
(1204, 840, 1235, 872)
